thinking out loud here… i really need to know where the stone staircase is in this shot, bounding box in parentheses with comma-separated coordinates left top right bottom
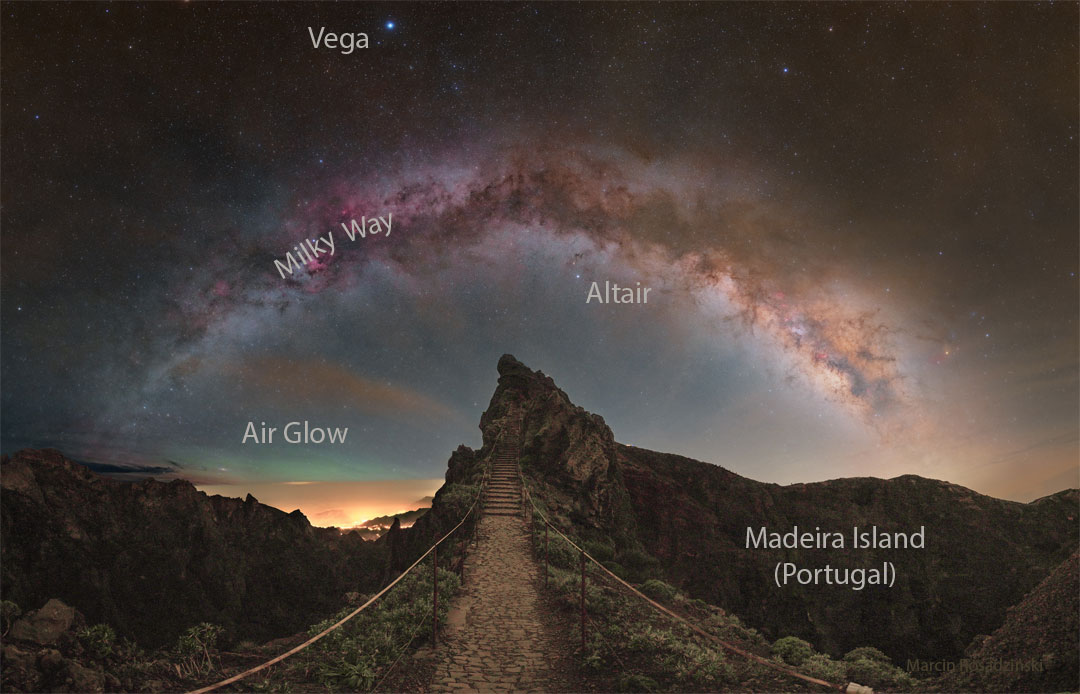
(484, 426, 522, 518)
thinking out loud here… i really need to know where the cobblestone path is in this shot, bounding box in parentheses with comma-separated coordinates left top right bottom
(427, 513, 579, 693)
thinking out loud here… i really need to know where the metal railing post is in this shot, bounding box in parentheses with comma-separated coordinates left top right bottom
(433, 544, 439, 646)
(544, 522, 549, 586)
(580, 550, 586, 652)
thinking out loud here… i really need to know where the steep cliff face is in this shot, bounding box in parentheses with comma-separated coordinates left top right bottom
(482, 355, 639, 542)
(479, 356, 1080, 666)
(0, 449, 384, 648)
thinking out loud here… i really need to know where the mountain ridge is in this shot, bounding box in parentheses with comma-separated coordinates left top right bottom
(1, 354, 1076, 690)
(0, 448, 388, 648)
(482, 354, 1079, 666)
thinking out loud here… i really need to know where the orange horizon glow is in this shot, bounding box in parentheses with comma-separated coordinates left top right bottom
(195, 478, 443, 528)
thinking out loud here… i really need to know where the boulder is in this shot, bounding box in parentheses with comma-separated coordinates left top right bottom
(60, 660, 105, 693)
(10, 599, 76, 645)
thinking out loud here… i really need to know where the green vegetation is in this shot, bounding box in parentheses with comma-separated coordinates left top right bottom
(843, 646, 891, 663)
(601, 560, 628, 579)
(770, 637, 917, 691)
(248, 678, 294, 693)
(174, 622, 224, 678)
(640, 579, 678, 603)
(77, 623, 117, 659)
(436, 483, 480, 518)
(302, 564, 461, 692)
(584, 539, 615, 563)
(529, 518, 741, 692)
(523, 478, 918, 693)
(843, 655, 916, 690)
(617, 547, 661, 582)
(772, 636, 814, 666)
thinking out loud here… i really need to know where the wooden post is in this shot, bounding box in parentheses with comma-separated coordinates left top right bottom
(544, 522, 549, 587)
(433, 544, 439, 645)
(580, 550, 586, 652)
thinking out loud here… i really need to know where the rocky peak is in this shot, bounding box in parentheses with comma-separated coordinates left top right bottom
(479, 355, 629, 531)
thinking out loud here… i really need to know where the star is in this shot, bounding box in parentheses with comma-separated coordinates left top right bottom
(386, 21, 395, 30)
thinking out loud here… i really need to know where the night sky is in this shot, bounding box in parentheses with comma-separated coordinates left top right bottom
(2, 3, 1077, 525)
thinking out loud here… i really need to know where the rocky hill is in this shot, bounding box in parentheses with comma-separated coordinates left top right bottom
(937, 551, 1079, 693)
(486, 355, 1079, 667)
(0, 449, 385, 648)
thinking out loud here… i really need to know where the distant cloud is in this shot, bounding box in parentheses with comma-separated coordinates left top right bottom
(76, 461, 177, 477)
(228, 357, 460, 420)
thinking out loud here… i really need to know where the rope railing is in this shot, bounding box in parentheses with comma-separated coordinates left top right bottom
(186, 468, 489, 694)
(517, 466, 873, 694)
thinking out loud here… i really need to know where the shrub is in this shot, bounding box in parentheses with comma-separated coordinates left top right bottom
(583, 540, 615, 563)
(437, 483, 479, 517)
(703, 611, 769, 650)
(683, 647, 729, 687)
(843, 646, 891, 663)
(249, 679, 293, 693)
(317, 656, 377, 691)
(802, 654, 846, 683)
(618, 547, 660, 580)
(546, 538, 580, 570)
(174, 622, 224, 677)
(845, 656, 917, 690)
(617, 673, 659, 692)
(772, 636, 815, 666)
(640, 579, 678, 603)
(601, 561, 627, 579)
(619, 548, 659, 571)
(300, 565, 463, 691)
(315, 656, 378, 690)
(78, 623, 117, 660)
